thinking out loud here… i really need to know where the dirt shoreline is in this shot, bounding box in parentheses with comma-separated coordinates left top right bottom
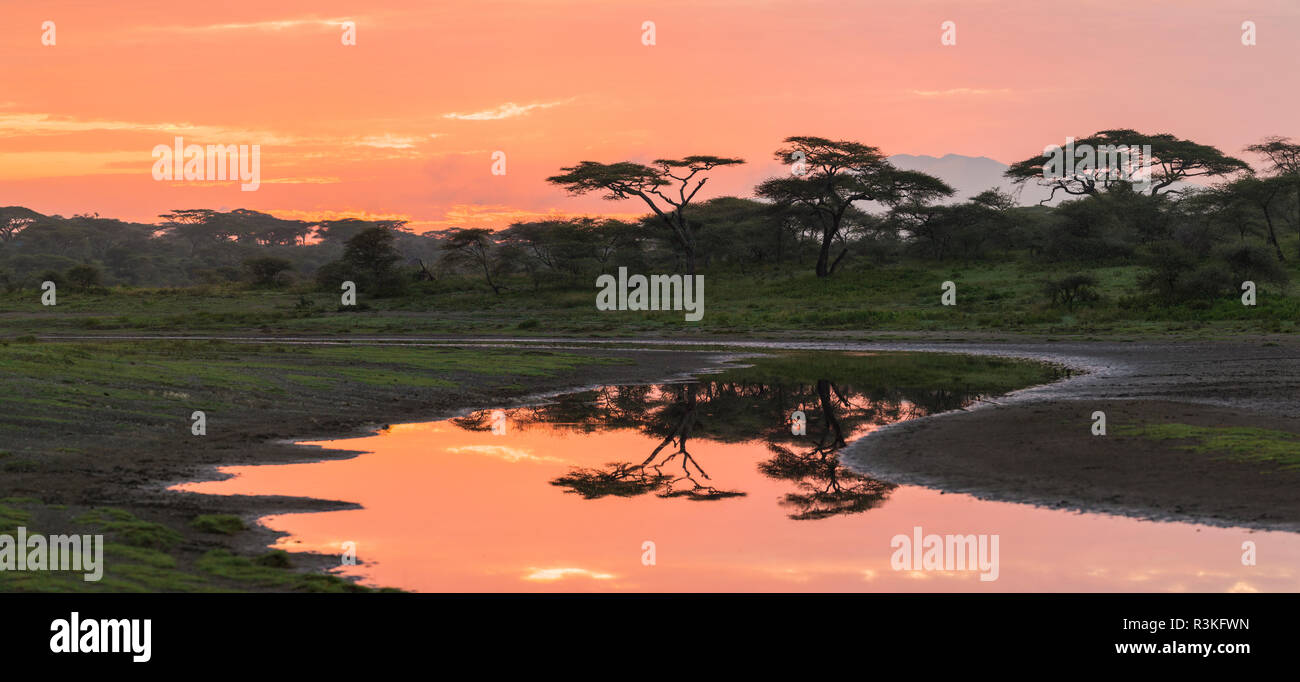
(833, 337, 1300, 533)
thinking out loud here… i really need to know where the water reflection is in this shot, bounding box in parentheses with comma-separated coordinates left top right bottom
(456, 374, 960, 514)
(172, 373, 1300, 592)
(547, 385, 746, 501)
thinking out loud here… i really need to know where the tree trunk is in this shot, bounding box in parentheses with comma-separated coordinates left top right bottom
(1262, 204, 1286, 262)
(828, 247, 849, 275)
(478, 255, 500, 295)
(815, 230, 834, 277)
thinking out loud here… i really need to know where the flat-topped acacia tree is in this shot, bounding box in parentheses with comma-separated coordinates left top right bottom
(546, 156, 745, 276)
(757, 136, 953, 277)
(1005, 129, 1251, 201)
(0, 206, 44, 243)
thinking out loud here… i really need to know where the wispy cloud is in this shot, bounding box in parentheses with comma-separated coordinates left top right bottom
(523, 567, 615, 582)
(354, 134, 425, 149)
(267, 209, 415, 224)
(143, 17, 357, 33)
(445, 445, 562, 464)
(0, 113, 298, 144)
(422, 204, 646, 231)
(909, 88, 1012, 97)
(258, 177, 342, 185)
(0, 113, 440, 151)
(442, 99, 575, 121)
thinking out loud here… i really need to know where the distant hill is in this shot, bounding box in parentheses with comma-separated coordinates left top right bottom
(888, 153, 1057, 206)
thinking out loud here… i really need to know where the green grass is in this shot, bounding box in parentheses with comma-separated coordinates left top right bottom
(1115, 423, 1300, 471)
(0, 501, 386, 592)
(3, 251, 1298, 338)
(0, 503, 32, 531)
(74, 508, 183, 550)
(195, 549, 379, 592)
(0, 338, 623, 456)
(189, 514, 247, 535)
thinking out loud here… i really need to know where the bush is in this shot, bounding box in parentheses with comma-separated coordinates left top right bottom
(36, 269, 63, 289)
(1042, 196, 1135, 263)
(243, 257, 294, 288)
(317, 226, 410, 297)
(314, 259, 353, 290)
(1041, 273, 1100, 310)
(1217, 243, 1288, 288)
(1139, 239, 1287, 303)
(65, 264, 102, 290)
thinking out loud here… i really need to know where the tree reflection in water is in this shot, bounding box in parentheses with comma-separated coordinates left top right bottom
(454, 376, 988, 520)
(550, 384, 745, 501)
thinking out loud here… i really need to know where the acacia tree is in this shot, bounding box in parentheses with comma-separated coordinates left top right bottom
(1245, 136, 1300, 258)
(158, 209, 223, 254)
(1206, 177, 1288, 261)
(546, 155, 745, 276)
(317, 218, 409, 245)
(439, 227, 505, 294)
(1006, 129, 1250, 201)
(756, 136, 952, 277)
(0, 206, 43, 244)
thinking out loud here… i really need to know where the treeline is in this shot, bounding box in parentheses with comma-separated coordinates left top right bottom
(0, 207, 439, 291)
(2, 129, 1298, 305)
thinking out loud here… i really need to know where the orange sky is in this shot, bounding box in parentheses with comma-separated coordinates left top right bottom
(2, 0, 1296, 231)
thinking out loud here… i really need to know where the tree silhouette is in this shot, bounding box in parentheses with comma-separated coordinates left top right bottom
(457, 371, 997, 517)
(1006, 129, 1250, 201)
(547, 156, 745, 276)
(549, 385, 744, 501)
(757, 380, 897, 520)
(757, 136, 952, 277)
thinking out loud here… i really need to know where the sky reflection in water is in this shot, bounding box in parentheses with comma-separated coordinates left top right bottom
(173, 379, 1300, 592)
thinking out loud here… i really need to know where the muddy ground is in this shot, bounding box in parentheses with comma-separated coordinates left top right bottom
(836, 337, 1300, 532)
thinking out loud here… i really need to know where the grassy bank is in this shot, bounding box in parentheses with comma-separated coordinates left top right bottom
(2, 257, 1299, 339)
(0, 500, 390, 592)
(0, 338, 621, 460)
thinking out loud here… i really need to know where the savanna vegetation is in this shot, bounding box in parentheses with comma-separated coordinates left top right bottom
(3, 129, 1298, 340)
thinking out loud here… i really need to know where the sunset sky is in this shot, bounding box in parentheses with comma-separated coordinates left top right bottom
(2, 0, 1296, 231)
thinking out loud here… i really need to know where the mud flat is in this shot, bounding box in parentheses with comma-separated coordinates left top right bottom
(837, 338, 1300, 532)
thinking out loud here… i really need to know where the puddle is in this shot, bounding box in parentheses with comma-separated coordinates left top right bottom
(173, 368, 1300, 592)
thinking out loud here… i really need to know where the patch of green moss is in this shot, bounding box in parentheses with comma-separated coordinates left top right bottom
(1115, 423, 1300, 471)
(0, 504, 32, 532)
(189, 514, 247, 535)
(74, 508, 184, 549)
(196, 549, 372, 592)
